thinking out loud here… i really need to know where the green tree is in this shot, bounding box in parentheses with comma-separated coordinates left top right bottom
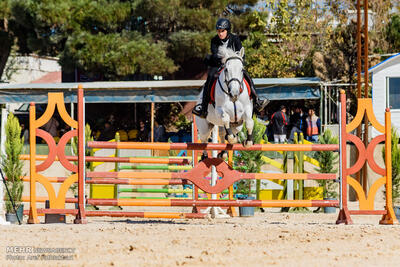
(234, 116, 266, 196)
(2, 113, 24, 213)
(243, 0, 326, 78)
(387, 14, 400, 52)
(314, 129, 338, 199)
(4, 0, 258, 80)
(382, 128, 400, 204)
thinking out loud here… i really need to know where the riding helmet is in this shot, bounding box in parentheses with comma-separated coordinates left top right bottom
(216, 18, 231, 32)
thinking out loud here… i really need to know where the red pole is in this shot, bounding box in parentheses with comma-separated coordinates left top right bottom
(337, 90, 353, 224)
(74, 85, 87, 224)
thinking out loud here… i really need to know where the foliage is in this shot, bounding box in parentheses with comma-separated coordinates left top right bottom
(162, 103, 192, 133)
(382, 128, 400, 204)
(0, 0, 396, 84)
(234, 116, 267, 196)
(242, 0, 323, 78)
(314, 129, 338, 199)
(0, 0, 258, 80)
(387, 15, 400, 52)
(2, 113, 24, 213)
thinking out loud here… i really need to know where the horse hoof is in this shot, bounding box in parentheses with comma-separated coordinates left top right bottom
(244, 140, 253, 147)
(217, 151, 228, 160)
(200, 153, 208, 161)
(227, 135, 237, 144)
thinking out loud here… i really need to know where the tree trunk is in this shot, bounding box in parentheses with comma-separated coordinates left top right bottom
(0, 32, 13, 81)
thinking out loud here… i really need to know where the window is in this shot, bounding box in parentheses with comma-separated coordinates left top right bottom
(387, 77, 400, 110)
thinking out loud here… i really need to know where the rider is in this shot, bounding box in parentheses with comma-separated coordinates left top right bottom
(192, 18, 269, 119)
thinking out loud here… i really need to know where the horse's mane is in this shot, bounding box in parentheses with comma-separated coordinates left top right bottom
(218, 46, 242, 63)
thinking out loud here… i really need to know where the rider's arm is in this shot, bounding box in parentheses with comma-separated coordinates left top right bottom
(210, 36, 221, 65)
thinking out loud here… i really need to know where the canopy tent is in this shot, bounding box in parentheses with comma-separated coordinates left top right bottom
(0, 77, 321, 103)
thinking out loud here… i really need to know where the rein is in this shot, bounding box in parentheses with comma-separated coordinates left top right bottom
(218, 56, 245, 98)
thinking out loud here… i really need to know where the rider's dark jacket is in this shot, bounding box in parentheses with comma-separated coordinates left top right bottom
(208, 33, 243, 67)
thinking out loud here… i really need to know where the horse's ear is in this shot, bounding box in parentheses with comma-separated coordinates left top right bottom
(239, 47, 245, 58)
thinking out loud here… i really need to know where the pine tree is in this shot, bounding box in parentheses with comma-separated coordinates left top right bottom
(314, 129, 338, 199)
(382, 128, 400, 204)
(2, 113, 24, 213)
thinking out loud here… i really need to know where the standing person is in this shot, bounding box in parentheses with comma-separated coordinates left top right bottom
(271, 106, 289, 143)
(289, 106, 307, 141)
(97, 122, 114, 141)
(306, 108, 321, 142)
(20, 123, 29, 144)
(137, 120, 149, 142)
(153, 119, 166, 142)
(42, 117, 59, 137)
(192, 18, 268, 119)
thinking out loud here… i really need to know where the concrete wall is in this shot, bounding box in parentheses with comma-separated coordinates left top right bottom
(1, 55, 61, 84)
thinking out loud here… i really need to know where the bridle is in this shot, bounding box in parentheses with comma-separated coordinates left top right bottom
(217, 56, 244, 100)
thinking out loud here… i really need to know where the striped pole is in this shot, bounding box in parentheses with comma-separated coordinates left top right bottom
(88, 142, 339, 152)
(86, 198, 339, 208)
(119, 165, 192, 171)
(20, 154, 190, 165)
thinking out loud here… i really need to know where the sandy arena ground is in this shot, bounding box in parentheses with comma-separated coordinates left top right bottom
(1, 209, 400, 267)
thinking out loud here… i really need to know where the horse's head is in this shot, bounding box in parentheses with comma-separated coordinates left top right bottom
(218, 47, 245, 102)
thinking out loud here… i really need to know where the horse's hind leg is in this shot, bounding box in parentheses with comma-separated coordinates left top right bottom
(196, 118, 213, 161)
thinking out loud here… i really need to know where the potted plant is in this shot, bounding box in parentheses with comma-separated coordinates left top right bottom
(314, 129, 339, 213)
(234, 116, 266, 216)
(2, 113, 24, 223)
(382, 128, 400, 220)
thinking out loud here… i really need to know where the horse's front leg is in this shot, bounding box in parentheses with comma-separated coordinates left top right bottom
(243, 108, 254, 147)
(217, 107, 237, 144)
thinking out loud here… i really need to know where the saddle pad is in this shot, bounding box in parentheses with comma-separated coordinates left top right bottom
(210, 77, 251, 104)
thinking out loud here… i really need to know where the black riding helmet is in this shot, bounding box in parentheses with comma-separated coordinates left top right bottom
(216, 18, 231, 32)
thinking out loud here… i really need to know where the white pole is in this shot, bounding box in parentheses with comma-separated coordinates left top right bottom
(211, 126, 218, 200)
(209, 126, 229, 218)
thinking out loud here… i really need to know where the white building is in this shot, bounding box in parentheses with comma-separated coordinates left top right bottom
(370, 53, 400, 136)
(1, 54, 61, 84)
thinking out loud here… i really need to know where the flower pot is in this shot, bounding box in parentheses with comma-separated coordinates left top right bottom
(5, 204, 24, 224)
(323, 198, 337, 213)
(239, 196, 255, 217)
(394, 206, 400, 221)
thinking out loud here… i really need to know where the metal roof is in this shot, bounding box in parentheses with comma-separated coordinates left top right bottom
(0, 77, 321, 103)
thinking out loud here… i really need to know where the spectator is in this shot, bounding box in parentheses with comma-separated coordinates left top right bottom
(153, 119, 166, 142)
(271, 105, 289, 143)
(107, 114, 116, 126)
(306, 108, 321, 142)
(137, 120, 150, 142)
(20, 123, 29, 144)
(98, 122, 115, 141)
(42, 117, 59, 137)
(289, 106, 307, 141)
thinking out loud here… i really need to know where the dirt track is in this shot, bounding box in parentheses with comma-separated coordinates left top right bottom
(1, 210, 400, 267)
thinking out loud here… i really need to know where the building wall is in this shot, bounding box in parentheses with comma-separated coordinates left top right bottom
(372, 57, 400, 137)
(1, 55, 61, 84)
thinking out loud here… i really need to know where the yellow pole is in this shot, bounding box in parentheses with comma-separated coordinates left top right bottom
(380, 108, 399, 224)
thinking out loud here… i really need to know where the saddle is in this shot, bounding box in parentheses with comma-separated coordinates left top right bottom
(209, 71, 251, 104)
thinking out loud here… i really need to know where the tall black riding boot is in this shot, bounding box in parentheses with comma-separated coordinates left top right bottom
(192, 81, 211, 118)
(192, 67, 218, 118)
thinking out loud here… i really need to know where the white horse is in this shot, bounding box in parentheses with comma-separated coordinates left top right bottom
(195, 46, 254, 150)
